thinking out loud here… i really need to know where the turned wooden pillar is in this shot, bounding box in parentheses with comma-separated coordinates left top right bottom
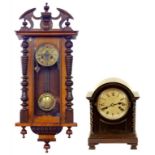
(65, 35, 74, 123)
(20, 36, 29, 123)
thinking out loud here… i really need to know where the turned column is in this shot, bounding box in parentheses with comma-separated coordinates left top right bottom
(65, 35, 74, 137)
(65, 35, 74, 122)
(20, 36, 29, 123)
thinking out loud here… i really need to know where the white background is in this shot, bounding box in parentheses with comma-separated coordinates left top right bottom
(0, 0, 155, 154)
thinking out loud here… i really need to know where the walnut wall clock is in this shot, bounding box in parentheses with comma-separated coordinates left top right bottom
(15, 3, 78, 152)
(86, 78, 139, 149)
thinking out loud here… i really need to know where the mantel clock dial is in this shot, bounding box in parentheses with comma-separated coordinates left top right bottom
(35, 44, 59, 67)
(87, 78, 139, 150)
(97, 88, 130, 120)
(15, 3, 78, 153)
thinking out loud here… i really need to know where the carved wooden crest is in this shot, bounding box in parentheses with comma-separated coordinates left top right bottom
(20, 3, 74, 31)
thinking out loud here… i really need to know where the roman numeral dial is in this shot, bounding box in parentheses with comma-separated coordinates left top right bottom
(96, 88, 129, 120)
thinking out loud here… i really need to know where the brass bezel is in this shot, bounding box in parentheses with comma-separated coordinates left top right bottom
(35, 44, 59, 67)
(38, 93, 56, 111)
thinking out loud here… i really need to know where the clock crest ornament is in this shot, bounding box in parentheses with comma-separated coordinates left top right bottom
(15, 3, 78, 152)
(87, 78, 139, 149)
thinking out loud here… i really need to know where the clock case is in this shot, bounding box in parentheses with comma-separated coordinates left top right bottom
(87, 79, 139, 149)
(15, 3, 78, 152)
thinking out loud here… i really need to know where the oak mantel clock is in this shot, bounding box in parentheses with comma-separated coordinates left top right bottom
(15, 3, 78, 152)
(86, 78, 139, 150)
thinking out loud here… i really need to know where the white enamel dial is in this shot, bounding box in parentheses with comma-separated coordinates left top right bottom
(97, 88, 130, 120)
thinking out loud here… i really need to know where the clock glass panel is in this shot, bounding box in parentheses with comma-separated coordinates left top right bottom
(97, 88, 130, 120)
(35, 44, 59, 67)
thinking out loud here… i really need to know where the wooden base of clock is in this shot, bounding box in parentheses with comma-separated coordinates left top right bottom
(88, 133, 138, 150)
(16, 123, 77, 152)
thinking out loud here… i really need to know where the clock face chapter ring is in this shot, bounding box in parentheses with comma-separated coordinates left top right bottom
(35, 44, 59, 67)
(38, 93, 56, 111)
(96, 88, 130, 121)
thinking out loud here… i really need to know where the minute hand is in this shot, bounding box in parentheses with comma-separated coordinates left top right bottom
(112, 102, 124, 106)
(101, 102, 123, 110)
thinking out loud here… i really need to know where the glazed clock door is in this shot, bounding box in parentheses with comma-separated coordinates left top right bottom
(29, 38, 65, 123)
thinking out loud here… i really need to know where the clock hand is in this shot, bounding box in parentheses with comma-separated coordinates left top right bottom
(101, 103, 118, 110)
(108, 103, 118, 107)
(110, 102, 124, 107)
(101, 104, 114, 110)
(101, 102, 125, 111)
(45, 51, 50, 61)
(101, 106, 108, 110)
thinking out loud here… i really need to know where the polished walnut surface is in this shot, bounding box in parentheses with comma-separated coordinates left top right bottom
(15, 3, 78, 153)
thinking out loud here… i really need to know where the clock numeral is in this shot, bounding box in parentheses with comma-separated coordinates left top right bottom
(118, 106, 125, 111)
(106, 111, 109, 114)
(121, 103, 126, 106)
(120, 98, 124, 101)
(99, 103, 105, 106)
(112, 92, 115, 96)
(106, 93, 110, 97)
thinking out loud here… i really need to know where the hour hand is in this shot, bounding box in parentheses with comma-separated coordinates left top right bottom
(101, 106, 108, 111)
(112, 102, 124, 106)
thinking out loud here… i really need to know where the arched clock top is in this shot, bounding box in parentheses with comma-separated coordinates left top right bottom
(19, 3, 74, 31)
(87, 78, 139, 103)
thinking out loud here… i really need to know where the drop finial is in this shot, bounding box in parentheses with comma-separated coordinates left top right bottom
(44, 3, 49, 12)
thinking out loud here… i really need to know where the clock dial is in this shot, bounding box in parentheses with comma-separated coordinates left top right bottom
(38, 93, 56, 111)
(35, 44, 59, 67)
(97, 88, 129, 120)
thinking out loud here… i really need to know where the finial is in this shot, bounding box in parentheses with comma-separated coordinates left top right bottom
(44, 141, 50, 153)
(66, 127, 72, 138)
(44, 3, 49, 12)
(65, 19, 70, 28)
(20, 127, 27, 138)
(22, 19, 28, 27)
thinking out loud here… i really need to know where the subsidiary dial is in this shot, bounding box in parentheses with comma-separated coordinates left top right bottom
(35, 44, 59, 67)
